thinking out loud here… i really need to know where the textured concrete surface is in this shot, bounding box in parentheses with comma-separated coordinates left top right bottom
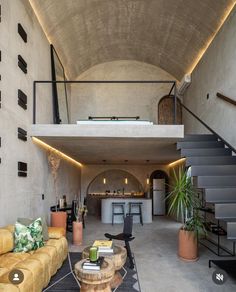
(30, 124, 183, 164)
(70, 60, 176, 124)
(0, 0, 81, 226)
(69, 216, 236, 292)
(183, 7, 236, 150)
(29, 0, 235, 80)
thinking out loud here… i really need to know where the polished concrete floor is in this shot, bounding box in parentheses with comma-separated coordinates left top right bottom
(68, 216, 236, 292)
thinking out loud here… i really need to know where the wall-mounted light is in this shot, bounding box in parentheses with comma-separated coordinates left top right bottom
(103, 178, 106, 184)
(146, 177, 150, 185)
(125, 178, 128, 184)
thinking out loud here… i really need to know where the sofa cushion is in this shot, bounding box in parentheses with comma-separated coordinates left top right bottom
(0, 253, 30, 271)
(18, 217, 49, 241)
(30, 252, 51, 287)
(14, 218, 44, 252)
(0, 229, 14, 255)
(0, 268, 33, 292)
(34, 246, 59, 276)
(0, 283, 19, 291)
(48, 227, 65, 239)
(15, 258, 45, 292)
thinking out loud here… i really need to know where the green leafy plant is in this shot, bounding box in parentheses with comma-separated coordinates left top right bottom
(166, 167, 206, 236)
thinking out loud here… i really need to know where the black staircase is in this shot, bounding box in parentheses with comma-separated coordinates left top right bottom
(178, 134, 236, 252)
(178, 102, 236, 273)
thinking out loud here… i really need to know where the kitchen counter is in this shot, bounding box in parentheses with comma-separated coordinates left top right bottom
(101, 198, 152, 224)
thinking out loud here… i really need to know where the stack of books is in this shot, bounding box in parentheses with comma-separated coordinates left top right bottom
(82, 257, 104, 271)
(93, 240, 114, 254)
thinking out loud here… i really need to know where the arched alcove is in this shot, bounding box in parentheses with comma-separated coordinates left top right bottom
(87, 169, 143, 195)
(158, 95, 182, 124)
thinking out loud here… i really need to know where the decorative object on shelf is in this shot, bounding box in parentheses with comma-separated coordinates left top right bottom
(166, 167, 206, 261)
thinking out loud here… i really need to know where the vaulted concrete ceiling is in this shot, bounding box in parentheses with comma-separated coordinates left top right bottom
(30, 0, 235, 80)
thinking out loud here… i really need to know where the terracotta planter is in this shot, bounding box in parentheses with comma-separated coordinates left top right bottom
(51, 212, 67, 236)
(73, 221, 83, 245)
(178, 229, 198, 262)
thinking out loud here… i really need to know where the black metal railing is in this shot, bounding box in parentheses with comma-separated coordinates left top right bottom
(181, 102, 236, 154)
(33, 80, 177, 125)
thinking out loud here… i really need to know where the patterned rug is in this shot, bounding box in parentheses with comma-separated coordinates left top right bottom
(43, 252, 141, 292)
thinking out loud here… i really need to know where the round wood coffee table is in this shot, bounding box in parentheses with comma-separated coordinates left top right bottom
(82, 245, 127, 288)
(75, 257, 114, 292)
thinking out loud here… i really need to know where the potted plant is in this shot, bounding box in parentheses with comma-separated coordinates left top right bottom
(166, 167, 206, 261)
(73, 201, 88, 245)
(48, 150, 67, 235)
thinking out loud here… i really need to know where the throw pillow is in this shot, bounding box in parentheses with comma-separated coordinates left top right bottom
(29, 218, 44, 250)
(17, 217, 49, 241)
(14, 222, 35, 252)
(14, 218, 44, 252)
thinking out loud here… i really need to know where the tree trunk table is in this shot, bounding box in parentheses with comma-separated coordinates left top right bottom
(82, 245, 127, 289)
(75, 258, 114, 292)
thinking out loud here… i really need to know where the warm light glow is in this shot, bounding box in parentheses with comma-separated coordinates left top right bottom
(187, 2, 236, 74)
(168, 158, 186, 168)
(125, 178, 128, 185)
(146, 178, 150, 185)
(28, 0, 70, 79)
(32, 137, 82, 168)
(103, 178, 107, 184)
(28, 0, 53, 44)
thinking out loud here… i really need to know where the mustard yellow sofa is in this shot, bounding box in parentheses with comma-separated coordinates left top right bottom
(0, 225, 68, 292)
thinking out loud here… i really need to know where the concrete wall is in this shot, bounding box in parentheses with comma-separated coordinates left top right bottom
(183, 8, 236, 148)
(0, 0, 81, 226)
(81, 164, 169, 199)
(70, 60, 176, 124)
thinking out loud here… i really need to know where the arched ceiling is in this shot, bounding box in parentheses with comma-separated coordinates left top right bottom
(29, 0, 235, 80)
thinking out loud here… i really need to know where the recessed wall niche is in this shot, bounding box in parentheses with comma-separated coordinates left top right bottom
(18, 23, 27, 43)
(18, 161, 27, 177)
(17, 127, 27, 141)
(87, 169, 143, 194)
(18, 55, 27, 74)
(18, 89, 27, 109)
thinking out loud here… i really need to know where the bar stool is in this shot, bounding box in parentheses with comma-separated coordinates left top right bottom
(112, 202, 126, 225)
(128, 202, 143, 225)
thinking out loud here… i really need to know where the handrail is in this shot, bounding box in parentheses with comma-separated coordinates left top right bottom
(216, 92, 236, 106)
(33, 80, 177, 124)
(181, 103, 236, 154)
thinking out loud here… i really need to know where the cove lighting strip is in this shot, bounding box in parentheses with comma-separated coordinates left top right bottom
(32, 137, 82, 168)
(168, 158, 186, 167)
(188, 1, 236, 74)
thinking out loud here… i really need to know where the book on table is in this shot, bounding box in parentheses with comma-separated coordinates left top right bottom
(93, 240, 114, 253)
(82, 257, 104, 271)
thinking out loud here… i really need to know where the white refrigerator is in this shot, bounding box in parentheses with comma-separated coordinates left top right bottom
(153, 179, 166, 215)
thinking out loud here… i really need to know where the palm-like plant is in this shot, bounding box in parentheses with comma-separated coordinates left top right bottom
(166, 167, 206, 236)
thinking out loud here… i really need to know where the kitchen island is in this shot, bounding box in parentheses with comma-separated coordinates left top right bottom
(101, 197, 152, 224)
